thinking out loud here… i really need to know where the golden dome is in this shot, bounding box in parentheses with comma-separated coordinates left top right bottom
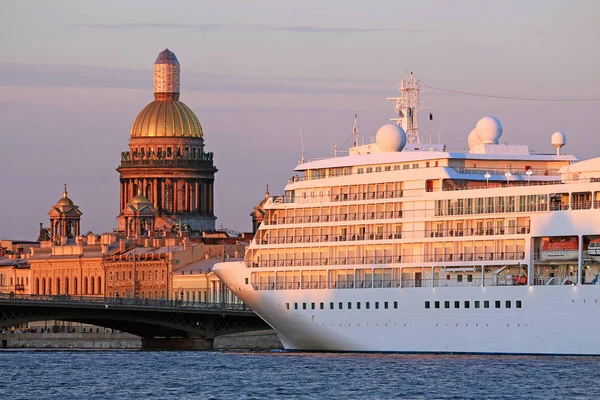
(130, 100, 203, 138)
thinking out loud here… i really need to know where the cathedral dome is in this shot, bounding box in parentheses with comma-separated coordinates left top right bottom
(130, 100, 204, 138)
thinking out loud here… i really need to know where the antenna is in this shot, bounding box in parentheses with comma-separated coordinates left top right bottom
(387, 72, 429, 145)
(352, 113, 359, 147)
(296, 106, 305, 164)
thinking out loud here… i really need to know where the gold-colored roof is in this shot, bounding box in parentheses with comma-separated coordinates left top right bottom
(130, 100, 203, 138)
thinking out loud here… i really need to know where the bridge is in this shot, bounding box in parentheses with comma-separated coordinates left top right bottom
(0, 294, 270, 350)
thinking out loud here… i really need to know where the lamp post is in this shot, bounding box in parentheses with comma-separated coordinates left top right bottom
(505, 172, 512, 186)
(484, 172, 491, 188)
(526, 169, 533, 185)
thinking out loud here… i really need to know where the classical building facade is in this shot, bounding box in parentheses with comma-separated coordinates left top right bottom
(117, 49, 217, 233)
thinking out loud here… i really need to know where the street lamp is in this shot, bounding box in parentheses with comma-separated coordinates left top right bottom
(505, 172, 512, 186)
(484, 172, 491, 188)
(526, 169, 533, 185)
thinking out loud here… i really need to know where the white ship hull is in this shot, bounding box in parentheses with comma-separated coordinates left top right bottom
(214, 261, 600, 355)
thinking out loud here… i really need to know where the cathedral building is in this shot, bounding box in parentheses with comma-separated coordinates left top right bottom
(117, 49, 217, 234)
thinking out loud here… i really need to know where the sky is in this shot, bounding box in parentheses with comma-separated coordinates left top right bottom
(0, 0, 599, 240)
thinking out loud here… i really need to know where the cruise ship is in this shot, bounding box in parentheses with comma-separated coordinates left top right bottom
(215, 74, 600, 355)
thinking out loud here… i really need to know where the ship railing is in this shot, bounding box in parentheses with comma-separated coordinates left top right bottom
(257, 226, 530, 246)
(249, 276, 532, 291)
(247, 252, 526, 268)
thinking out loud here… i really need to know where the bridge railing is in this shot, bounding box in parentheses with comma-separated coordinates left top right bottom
(0, 293, 250, 312)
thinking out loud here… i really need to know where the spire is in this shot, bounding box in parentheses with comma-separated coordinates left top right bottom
(265, 185, 270, 199)
(63, 183, 68, 198)
(153, 48, 180, 101)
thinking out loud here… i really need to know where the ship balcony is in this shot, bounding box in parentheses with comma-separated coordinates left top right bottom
(247, 251, 526, 269)
(256, 225, 530, 246)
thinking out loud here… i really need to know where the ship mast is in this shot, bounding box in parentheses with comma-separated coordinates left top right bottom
(352, 113, 359, 147)
(387, 72, 423, 144)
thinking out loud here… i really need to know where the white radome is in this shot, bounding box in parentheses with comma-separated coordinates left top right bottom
(551, 131, 566, 147)
(468, 128, 482, 149)
(476, 116, 503, 144)
(376, 124, 407, 152)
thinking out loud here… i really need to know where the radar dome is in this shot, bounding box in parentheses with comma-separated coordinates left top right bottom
(475, 116, 503, 144)
(468, 128, 482, 150)
(551, 131, 566, 155)
(376, 124, 406, 152)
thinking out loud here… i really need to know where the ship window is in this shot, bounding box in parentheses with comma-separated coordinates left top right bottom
(394, 165, 401, 170)
(385, 166, 391, 171)
(375, 302, 379, 309)
(245, 278, 248, 284)
(357, 168, 364, 174)
(384, 302, 389, 309)
(403, 165, 409, 170)
(505, 300, 511, 308)
(412, 163, 419, 169)
(286, 303, 289, 310)
(303, 303, 307, 310)
(294, 303, 298, 310)
(339, 302, 343, 309)
(484, 301, 490, 308)
(357, 302, 361, 309)
(464, 301, 470, 309)
(425, 301, 430, 309)
(394, 301, 398, 309)
(348, 302, 352, 309)
(375, 167, 382, 172)
(366, 302, 370, 309)
(444, 301, 450, 309)
(467, 274, 473, 283)
(426, 162, 430, 168)
(320, 302, 324, 310)
(435, 161, 439, 167)
(457, 275, 463, 283)
(366, 167, 373, 173)
(434, 301, 440, 309)
(495, 300, 501, 308)
(516, 300, 522, 308)
(454, 301, 460, 309)
(475, 301, 480, 309)
(311, 302, 315, 310)
(330, 302, 334, 310)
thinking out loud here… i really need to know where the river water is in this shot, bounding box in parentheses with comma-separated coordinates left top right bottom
(1, 350, 599, 399)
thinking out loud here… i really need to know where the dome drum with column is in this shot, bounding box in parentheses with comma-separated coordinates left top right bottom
(117, 49, 217, 235)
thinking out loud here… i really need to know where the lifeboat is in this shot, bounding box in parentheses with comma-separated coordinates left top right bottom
(540, 237, 582, 262)
(588, 239, 600, 262)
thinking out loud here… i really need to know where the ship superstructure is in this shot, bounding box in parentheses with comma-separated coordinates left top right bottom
(215, 76, 600, 354)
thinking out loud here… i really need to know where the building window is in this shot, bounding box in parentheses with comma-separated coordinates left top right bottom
(457, 275, 463, 283)
(516, 300, 522, 309)
(425, 301, 430, 309)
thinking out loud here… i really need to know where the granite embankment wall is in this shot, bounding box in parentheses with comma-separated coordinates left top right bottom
(0, 330, 283, 350)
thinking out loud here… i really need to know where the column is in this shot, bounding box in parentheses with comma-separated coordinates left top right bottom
(209, 182, 214, 215)
(577, 234, 583, 285)
(195, 181, 199, 213)
(154, 179, 158, 208)
(173, 179, 179, 214)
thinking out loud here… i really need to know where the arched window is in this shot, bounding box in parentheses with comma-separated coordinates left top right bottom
(83, 277, 88, 295)
(65, 277, 70, 295)
(35, 278, 40, 295)
(97, 277, 102, 295)
(41, 278, 46, 295)
(48, 278, 52, 295)
(74, 277, 78, 295)
(90, 277, 95, 295)
(56, 278, 61, 295)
